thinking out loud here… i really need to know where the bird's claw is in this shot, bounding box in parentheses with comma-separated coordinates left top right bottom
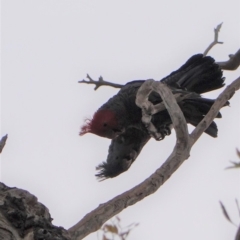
(154, 125, 171, 141)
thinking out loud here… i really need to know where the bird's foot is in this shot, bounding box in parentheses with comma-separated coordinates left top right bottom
(153, 125, 172, 141)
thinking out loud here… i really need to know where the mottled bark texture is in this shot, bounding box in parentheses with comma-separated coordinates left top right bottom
(0, 182, 71, 240)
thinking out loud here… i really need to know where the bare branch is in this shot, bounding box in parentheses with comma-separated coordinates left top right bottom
(217, 49, 240, 70)
(78, 74, 123, 90)
(0, 135, 8, 154)
(203, 23, 223, 56)
(79, 25, 240, 93)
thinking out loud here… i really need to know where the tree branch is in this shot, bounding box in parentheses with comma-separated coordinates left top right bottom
(79, 24, 239, 93)
(217, 49, 240, 70)
(0, 134, 8, 153)
(203, 23, 223, 56)
(78, 74, 123, 90)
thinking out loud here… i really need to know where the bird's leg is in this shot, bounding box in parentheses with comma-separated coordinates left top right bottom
(156, 124, 173, 140)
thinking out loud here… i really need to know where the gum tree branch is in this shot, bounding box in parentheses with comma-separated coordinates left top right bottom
(79, 24, 239, 92)
(202, 23, 240, 70)
(78, 48, 240, 92)
(0, 182, 71, 240)
(78, 74, 123, 90)
(203, 23, 223, 56)
(217, 49, 240, 70)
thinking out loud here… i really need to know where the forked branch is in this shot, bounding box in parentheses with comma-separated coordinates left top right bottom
(78, 74, 123, 90)
(203, 23, 223, 56)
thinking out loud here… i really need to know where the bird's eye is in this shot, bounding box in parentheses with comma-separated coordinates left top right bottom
(103, 123, 107, 127)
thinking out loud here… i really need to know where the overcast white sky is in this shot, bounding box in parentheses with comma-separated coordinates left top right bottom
(1, 1, 240, 239)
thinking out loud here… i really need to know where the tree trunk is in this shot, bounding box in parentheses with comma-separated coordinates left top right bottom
(0, 182, 71, 240)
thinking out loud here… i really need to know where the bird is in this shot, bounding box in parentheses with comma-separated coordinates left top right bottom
(80, 54, 227, 140)
(80, 54, 229, 180)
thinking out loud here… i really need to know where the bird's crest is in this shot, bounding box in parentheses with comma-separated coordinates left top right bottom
(80, 109, 119, 138)
(79, 118, 92, 136)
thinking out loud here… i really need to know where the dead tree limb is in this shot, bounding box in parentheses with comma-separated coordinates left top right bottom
(203, 23, 223, 56)
(217, 49, 240, 70)
(78, 24, 239, 92)
(0, 182, 71, 240)
(78, 74, 123, 90)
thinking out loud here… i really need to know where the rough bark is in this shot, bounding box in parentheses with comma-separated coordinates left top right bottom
(0, 182, 71, 240)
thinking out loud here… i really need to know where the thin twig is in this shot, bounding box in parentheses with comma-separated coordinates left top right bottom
(0, 135, 8, 153)
(78, 74, 123, 90)
(203, 23, 223, 56)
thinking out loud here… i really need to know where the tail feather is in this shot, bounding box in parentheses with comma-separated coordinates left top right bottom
(188, 117, 218, 137)
(181, 98, 229, 119)
(162, 54, 225, 94)
(180, 97, 229, 137)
